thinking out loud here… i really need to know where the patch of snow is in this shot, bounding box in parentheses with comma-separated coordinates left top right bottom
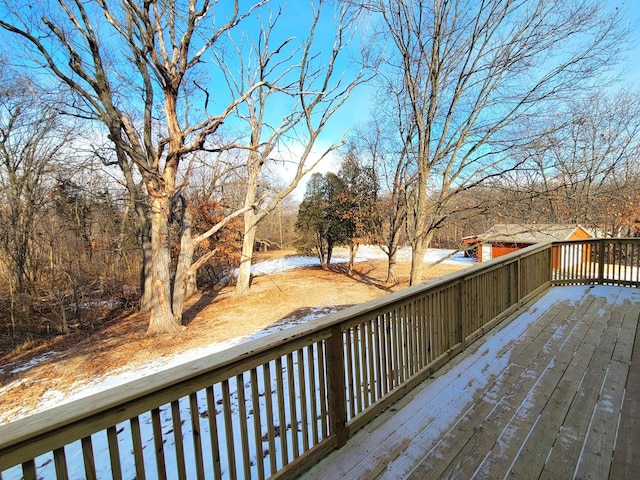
(599, 393, 615, 414)
(250, 255, 320, 275)
(5, 351, 61, 375)
(249, 246, 475, 276)
(76, 299, 121, 310)
(249, 306, 345, 337)
(0, 304, 342, 427)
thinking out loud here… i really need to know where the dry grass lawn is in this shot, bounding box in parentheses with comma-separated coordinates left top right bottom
(0, 250, 471, 424)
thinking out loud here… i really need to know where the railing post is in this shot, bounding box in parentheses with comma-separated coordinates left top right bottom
(326, 325, 348, 448)
(550, 243, 555, 285)
(598, 238, 605, 285)
(516, 257, 522, 305)
(457, 281, 466, 350)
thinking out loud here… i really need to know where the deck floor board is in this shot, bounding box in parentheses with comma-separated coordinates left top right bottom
(301, 285, 640, 480)
(609, 309, 640, 479)
(405, 299, 599, 480)
(462, 297, 606, 480)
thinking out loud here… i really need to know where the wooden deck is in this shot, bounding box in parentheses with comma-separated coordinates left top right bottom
(301, 285, 640, 480)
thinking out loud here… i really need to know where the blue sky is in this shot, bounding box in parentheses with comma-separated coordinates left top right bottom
(328, 0, 640, 137)
(293, 0, 640, 190)
(1, 0, 638, 135)
(609, 1, 640, 82)
(1, 0, 639, 198)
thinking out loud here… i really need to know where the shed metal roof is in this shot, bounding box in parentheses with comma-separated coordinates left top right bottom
(477, 223, 591, 244)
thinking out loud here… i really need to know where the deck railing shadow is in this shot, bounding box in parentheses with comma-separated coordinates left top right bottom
(1, 239, 639, 480)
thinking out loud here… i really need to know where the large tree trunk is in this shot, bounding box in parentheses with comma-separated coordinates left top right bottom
(409, 235, 425, 286)
(236, 163, 260, 297)
(236, 209, 257, 297)
(172, 249, 194, 325)
(186, 271, 198, 298)
(139, 218, 154, 312)
(386, 249, 398, 284)
(327, 239, 334, 266)
(348, 242, 358, 275)
(409, 159, 429, 285)
(146, 196, 183, 335)
(410, 229, 436, 286)
(409, 200, 426, 285)
(385, 225, 402, 284)
(119, 153, 154, 313)
(172, 205, 195, 325)
(317, 233, 327, 267)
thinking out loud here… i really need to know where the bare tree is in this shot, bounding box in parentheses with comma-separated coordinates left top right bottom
(255, 194, 299, 250)
(0, 70, 72, 296)
(220, 2, 367, 296)
(365, 0, 628, 285)
(492, 89, 640, 234)
(348, 119, 408, 282)
(0, 1, 358, 333)
(543, 90, 640, 230)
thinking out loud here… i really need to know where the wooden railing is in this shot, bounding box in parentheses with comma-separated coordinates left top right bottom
(1, 239, 637, 479)
(551, 238, 640, 286)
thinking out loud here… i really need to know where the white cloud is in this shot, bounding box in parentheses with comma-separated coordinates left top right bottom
(268, 140, 343, 202)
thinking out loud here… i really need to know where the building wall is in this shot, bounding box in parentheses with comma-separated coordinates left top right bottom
(480, 243, 492, 262)
(478, 227, 594, 263)
(567, 227, 592, 240)
(491, 243, 525, 259)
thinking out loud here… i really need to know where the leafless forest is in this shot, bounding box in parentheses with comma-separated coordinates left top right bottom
(1, 0, 639, 349)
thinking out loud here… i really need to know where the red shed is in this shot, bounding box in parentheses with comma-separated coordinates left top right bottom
(475, 224, 593, 266)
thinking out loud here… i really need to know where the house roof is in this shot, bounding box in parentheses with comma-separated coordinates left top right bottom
(477, 224, 591, 244)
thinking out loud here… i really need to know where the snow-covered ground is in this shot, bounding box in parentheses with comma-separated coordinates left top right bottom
(250, 245, 474, 276)
(1, 246, 474, 421)
(1, 247, 476, 479)
(0, 248, 472, 423)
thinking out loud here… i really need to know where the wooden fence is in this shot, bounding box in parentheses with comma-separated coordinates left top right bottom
(1, 239, 637, 479)
(551, 238, 640, 286)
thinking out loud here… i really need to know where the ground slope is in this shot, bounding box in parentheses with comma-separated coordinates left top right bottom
(0, 250, 469, 424)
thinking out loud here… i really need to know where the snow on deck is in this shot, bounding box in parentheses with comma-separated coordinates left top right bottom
(302, 285, 640, 479)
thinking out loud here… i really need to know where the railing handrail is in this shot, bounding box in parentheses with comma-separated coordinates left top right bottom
(0, 241, 549, 448)
(1, 238, 637, 478)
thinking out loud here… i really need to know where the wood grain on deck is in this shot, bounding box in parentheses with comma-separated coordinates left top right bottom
(301, 285, 640, 480)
